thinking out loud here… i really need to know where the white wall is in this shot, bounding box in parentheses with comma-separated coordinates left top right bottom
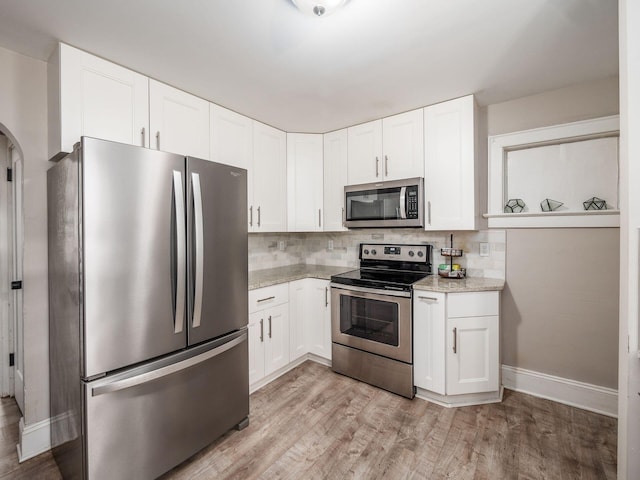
(0, 47, 49, 429)
(618, 0, 640, 477)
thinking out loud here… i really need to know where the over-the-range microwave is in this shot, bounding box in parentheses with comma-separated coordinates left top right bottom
(344, 177, 424, 228)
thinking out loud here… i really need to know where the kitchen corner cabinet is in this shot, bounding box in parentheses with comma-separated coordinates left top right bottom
(287, 133, 324, 232)
(48, 43, 149, 160)
(250, 121, 287, 232)
(323, 129, 348, 231)
(288, 279, 332, 362)
(424, 95, 481, 231)
(413, 290, 499, 401)
(248, 285, 290, 385)
(149, 79, 210, 159)
(347, 109, 424, 185)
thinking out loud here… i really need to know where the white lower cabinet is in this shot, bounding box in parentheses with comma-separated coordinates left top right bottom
(248, 285, 290, 386)
(288, 279, 332, 362)
(413, 290, 500, 401)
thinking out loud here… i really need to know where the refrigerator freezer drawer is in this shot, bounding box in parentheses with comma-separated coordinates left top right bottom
(84, 331, 249, 479)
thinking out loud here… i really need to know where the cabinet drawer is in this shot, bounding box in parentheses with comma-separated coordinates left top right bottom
(447, 291, 499, 318)
(249, 283, 289, 313)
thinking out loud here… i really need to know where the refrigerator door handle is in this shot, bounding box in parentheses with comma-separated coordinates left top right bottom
(173, 170, 186, 334)
(91, 332, 247, 397)
(191, 172, 204, 329)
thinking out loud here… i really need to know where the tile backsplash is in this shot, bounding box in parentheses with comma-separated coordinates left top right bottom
(249, 229, 506, 279)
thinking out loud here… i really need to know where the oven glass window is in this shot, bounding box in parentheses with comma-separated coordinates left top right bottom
(339, 295, 399, 346)
(346, 187, 402, 221)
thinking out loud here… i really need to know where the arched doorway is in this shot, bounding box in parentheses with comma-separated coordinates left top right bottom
(0, 127, 24, 414)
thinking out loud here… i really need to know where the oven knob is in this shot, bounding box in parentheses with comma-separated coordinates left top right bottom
(371, 249, 377, 255)
(364, 249, 369, 255)
(408, 251, 415, 257)
(417, 251, 424, 257)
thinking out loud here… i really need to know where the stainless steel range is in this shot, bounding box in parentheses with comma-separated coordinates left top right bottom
(330, 243, 432, 398)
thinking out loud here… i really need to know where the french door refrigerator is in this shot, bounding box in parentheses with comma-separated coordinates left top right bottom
(48, 137, 249, 479)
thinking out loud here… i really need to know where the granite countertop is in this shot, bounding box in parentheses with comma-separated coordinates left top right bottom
(249, 264, 354, 290)
(413, 276, 504, 293)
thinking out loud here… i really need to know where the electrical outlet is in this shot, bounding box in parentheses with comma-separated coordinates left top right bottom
(328, 240, 334, 251)
(480, 242, 490, 257)
(278, 240, 285, 251)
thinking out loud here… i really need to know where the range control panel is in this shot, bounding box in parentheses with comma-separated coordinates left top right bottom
(360, 244, 429, 262)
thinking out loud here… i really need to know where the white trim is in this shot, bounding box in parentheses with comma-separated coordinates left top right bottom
(249, 353, 330, 394)
(16, 416, 51, 463)
(485, 210, 620, 228)
(501, 365, 618, 418)
(415, 386, 503, 408)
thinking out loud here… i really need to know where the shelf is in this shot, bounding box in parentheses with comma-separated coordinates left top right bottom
(484, 210, 620, 228)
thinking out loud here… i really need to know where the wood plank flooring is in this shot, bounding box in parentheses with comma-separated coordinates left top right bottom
(0, 361, 617, 479)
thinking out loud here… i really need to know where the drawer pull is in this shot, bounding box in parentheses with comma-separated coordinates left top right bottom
(418, 296, 438, 302)
(257, 296, 275, 303)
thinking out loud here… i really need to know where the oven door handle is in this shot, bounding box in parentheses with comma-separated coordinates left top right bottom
(399, 186, 407, 219)
(330, 283, 411, 298)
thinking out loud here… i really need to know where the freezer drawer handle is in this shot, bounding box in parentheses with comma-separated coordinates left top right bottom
(191, 172, 204, 329)
(91, 332, 247, 397)
(173, 171, 186, 334)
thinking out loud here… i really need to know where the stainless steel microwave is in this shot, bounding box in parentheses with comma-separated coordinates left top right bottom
(344, 177, 424, 228)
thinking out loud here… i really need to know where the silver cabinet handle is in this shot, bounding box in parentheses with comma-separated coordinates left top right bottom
(385, 155, 389, 176)
(172, 171, 186, 334)
(260, 319, 264, 342)
(342, 207, 345, 226)
(375, 156, 379, 177)
(257, 206, 261, 227)
(453, 327, 457, 354)
(325, 287, 328, 307)
(141, 127, 146, 147)
(427, 200, 432, 226)
(92, 333, 246, 396)
(191, 172, 204, 329)
(418, 296, 438, 302)
(268, 315, 272, 339)
(249, 206, 253, 227)
(319, 209, 322, 228)
(156, 131, 160, 150)
(257, 296, 275, 303)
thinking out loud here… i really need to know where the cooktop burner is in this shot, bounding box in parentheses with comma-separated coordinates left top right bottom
(331, 243, 432, 292)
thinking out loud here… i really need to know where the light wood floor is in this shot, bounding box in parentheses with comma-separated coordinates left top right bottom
(1, 361, 617, 479)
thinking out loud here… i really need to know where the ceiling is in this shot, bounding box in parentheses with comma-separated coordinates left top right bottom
(0, 0, 618, 133)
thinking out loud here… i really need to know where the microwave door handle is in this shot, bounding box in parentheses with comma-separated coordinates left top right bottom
(399, 186, 407, 219)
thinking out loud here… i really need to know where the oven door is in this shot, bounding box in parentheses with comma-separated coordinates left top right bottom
(331, 285, 412, 363)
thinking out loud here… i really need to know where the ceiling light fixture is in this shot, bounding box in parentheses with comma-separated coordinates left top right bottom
(291, 0, 348, 17)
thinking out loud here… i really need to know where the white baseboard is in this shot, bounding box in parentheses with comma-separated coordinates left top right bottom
(17, 416, 51, 463)
(249, 353, 331, 394)
(501, 365, 618, 418)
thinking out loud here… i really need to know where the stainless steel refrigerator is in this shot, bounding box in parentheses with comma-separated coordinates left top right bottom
(48, 137, 249, 479)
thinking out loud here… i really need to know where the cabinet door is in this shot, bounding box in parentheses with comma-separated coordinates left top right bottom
(424, 95, 477, 230)
(210, 104, 252, 169)
(287, 133, 324, 232)
(53, 43, 149, 157)
(347, 120, 383, 184)
(252, 121, 287, 232)
(413, 292, 446, 394)
(323, 129, 348, 231)
(264, 303, 290, 375)
(149, 80, 210, 159)
(288, 280, 308, 362)
(306, 279, 332, 360)
(446, 315, 499, 395)
(382, 109, 424, 181)
(248, 312, 266, 385)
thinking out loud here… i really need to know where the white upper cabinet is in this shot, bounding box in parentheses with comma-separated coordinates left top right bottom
(424, 95, 481, 231)
(323, 129, 348, 232)
(210, 104, 253, 169)
(382, 109, 424, 181)
(48, 43, 149, 160)
(347, 120, 382, 185)
(287, 133, 324, 232)
(149, 79, 210, 159)
(251, 121, 287, 232)
(347, 109, 424, 185)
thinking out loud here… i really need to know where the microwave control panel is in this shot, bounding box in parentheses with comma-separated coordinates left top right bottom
(406, 186, 419, 218)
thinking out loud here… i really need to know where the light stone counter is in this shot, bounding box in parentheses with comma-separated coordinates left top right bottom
(249, 264, 354, 290)
(413, 276, 504, 293)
